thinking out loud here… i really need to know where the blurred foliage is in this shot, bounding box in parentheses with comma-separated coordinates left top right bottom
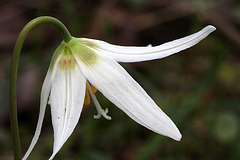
(0, 0, 240, 159)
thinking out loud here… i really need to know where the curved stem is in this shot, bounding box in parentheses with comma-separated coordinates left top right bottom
(9, 16, 72, 160)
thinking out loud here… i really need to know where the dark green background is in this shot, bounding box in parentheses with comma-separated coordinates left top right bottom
(0, 0, 239, 159)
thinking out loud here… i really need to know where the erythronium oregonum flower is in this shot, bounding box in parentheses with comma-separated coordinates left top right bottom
(22, 25, 215, 160)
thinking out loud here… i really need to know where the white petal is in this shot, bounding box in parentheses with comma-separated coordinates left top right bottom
(22, 71, 51, 160)
(73, 52, 181, 141)
(78, 25, 215, 62)
(22, 54, 61, 160)
(48, 65, 86, 160)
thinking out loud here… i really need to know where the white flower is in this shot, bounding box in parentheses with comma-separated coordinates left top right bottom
(22, 25, 215, 160)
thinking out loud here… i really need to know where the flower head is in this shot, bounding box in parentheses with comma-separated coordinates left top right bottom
(23, 25, 215, 160)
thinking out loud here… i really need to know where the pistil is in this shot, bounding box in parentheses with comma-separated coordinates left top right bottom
(86, 81, 111, 120)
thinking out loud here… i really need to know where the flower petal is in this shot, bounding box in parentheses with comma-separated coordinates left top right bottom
(22, 46, 63, 160)
(78, 25, 215, 62)
(48, 65, 86, 160)
(73, 52, 181, 141)
(22, 71, 51, 160)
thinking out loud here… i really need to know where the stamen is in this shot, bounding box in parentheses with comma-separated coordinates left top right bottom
(84, 87, 91, 106)
(86, 81, 111, 120)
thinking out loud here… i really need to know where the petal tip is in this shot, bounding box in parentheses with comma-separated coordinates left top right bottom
(172, 132, 182, 141)
(164, 121, 182, 141)
(168, 126, 182, 141)
(206, 25, 216, 32)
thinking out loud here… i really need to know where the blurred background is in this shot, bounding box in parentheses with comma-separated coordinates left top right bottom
(0, 0, 240, 159)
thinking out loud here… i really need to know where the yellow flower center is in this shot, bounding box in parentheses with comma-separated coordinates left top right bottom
(69, 39, 99, 67)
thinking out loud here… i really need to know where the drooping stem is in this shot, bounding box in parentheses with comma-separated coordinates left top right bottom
(9, 16, 72, 160)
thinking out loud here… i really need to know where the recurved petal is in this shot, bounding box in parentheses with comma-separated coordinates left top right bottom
(73, 52, 181, 141)
(22, 70, 51, 160)
(22, 48, 62, 160)
(48, 65, 86, 160)
(78, 25, 215, 62)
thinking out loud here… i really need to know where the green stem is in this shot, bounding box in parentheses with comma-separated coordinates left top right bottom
(9, 16, 72, 160)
